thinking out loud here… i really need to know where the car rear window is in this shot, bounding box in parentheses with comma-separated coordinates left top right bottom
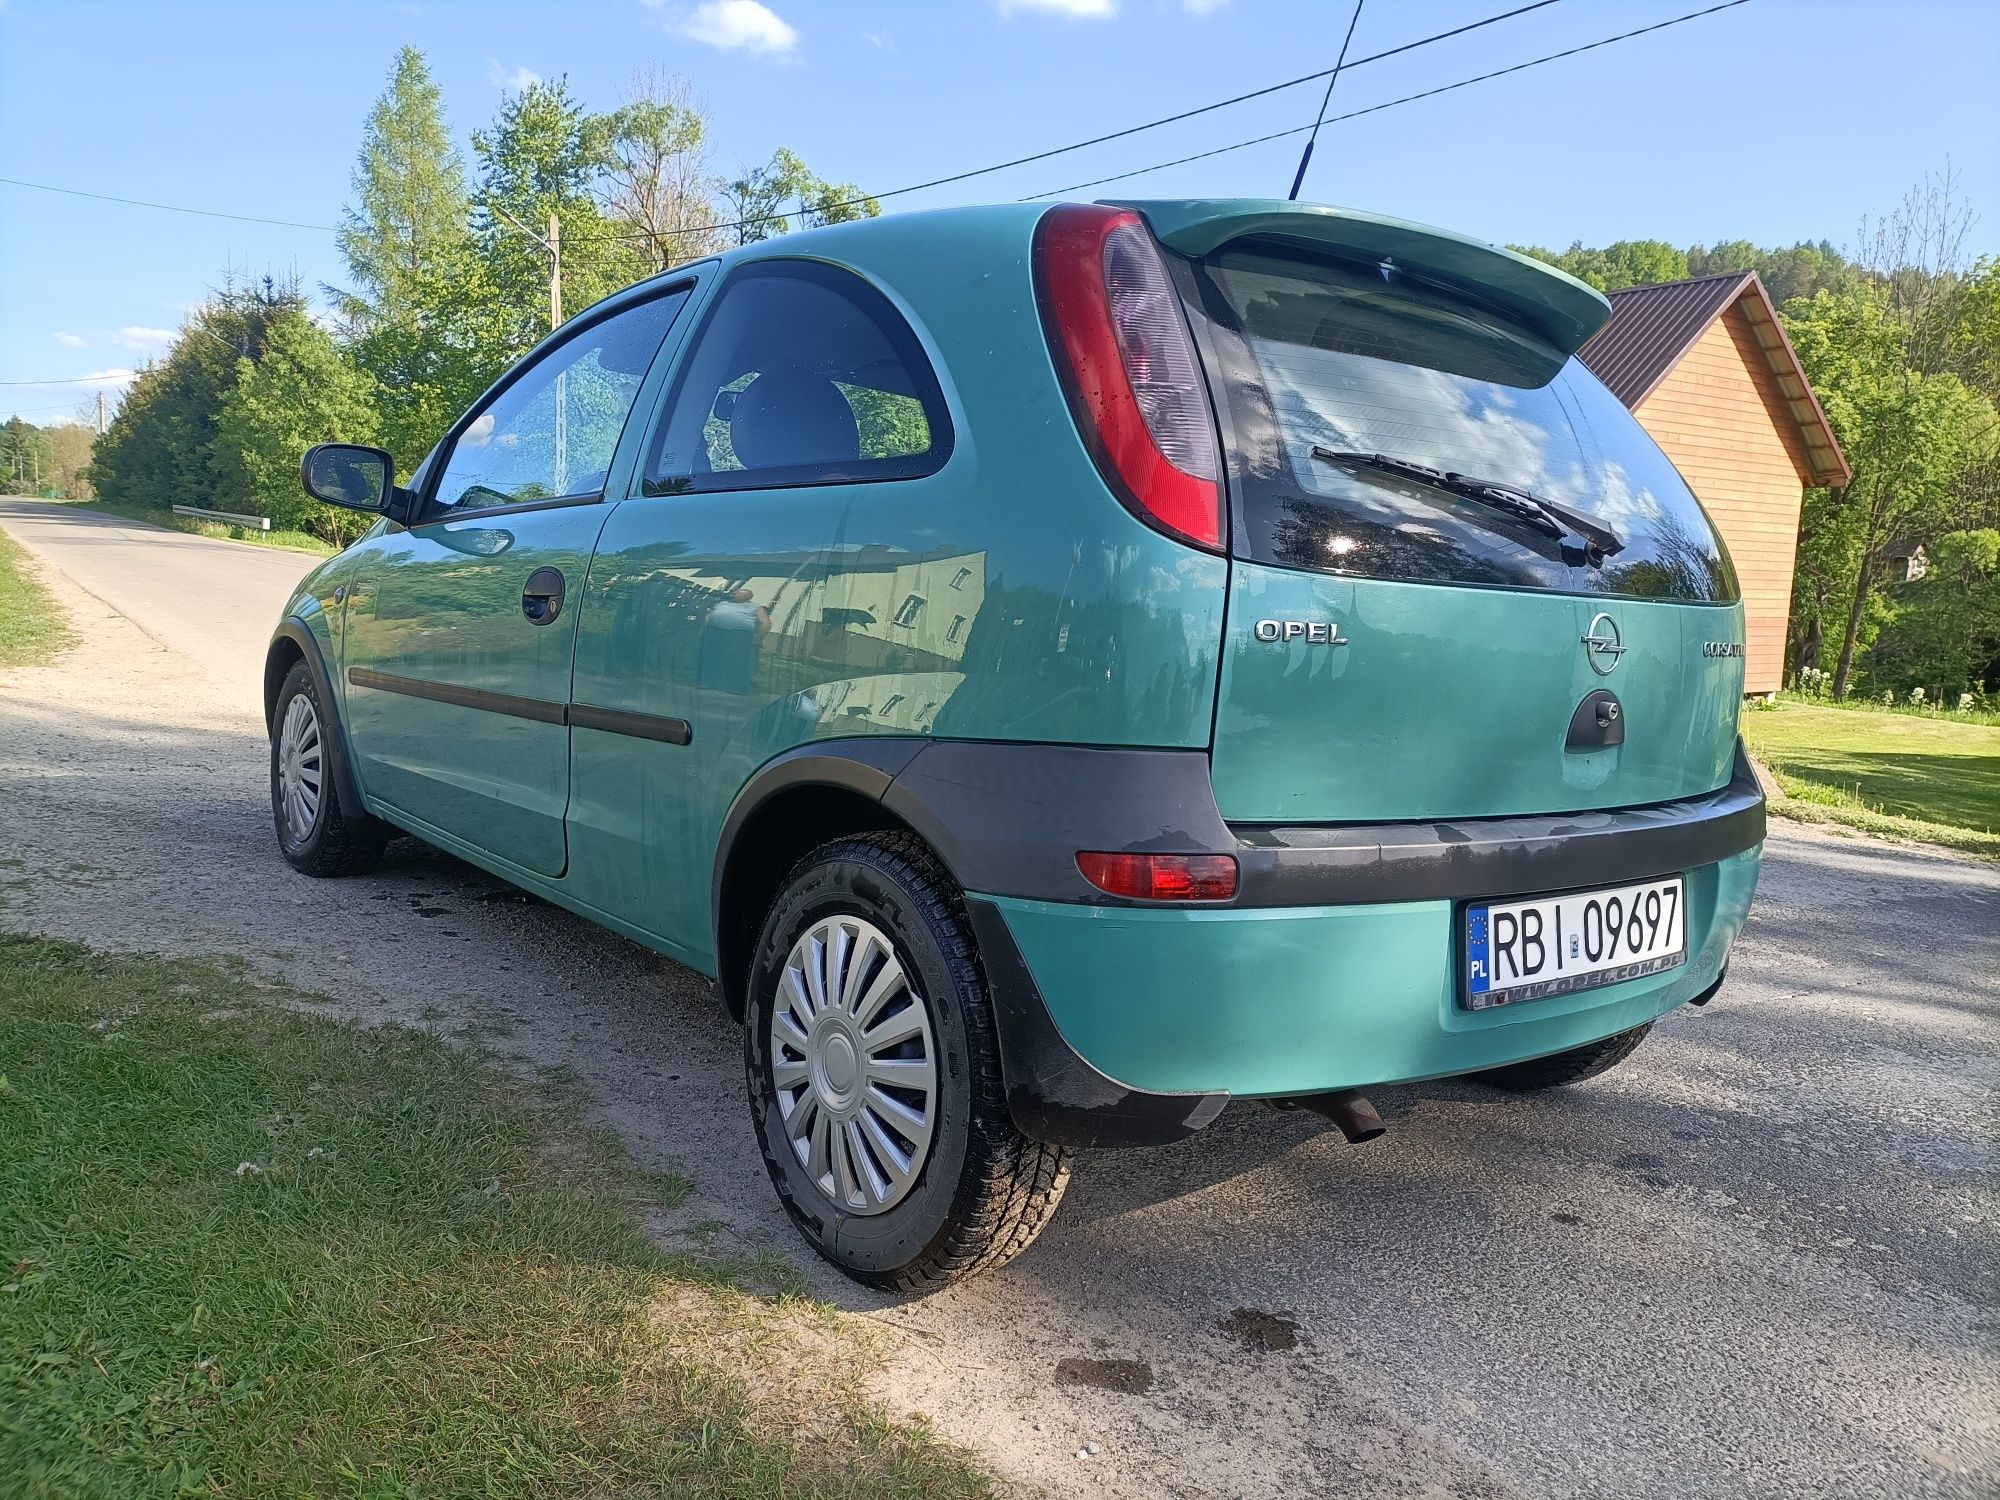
(1186, 241, 1738, 603)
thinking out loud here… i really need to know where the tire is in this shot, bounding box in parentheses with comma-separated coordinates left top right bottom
(270, 659, 387, 878)
(1471, 1022, 1654, 1092)
(745, 831, 1072, 1293)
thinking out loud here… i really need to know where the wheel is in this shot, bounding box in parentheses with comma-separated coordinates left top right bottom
(745, 832, 1072, 1292)
(1471, 1022, 1654, 1092)
(270, 660, 387, 877)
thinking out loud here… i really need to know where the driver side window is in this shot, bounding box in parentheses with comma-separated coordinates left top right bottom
(432, 287, 690, 514)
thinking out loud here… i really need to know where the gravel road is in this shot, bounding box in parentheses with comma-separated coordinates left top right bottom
(3, 497, 1996, 1499)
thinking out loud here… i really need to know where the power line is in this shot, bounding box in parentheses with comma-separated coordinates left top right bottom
(0, 176, 336, 231)
(1026, 0, 1754, 200)
(0, 373, 133, 386)
(0, 1, 1562, 250)
(648, 0, 1563, 242)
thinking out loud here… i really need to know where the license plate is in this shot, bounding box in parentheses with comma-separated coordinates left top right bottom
(1463, 876, 1685, 1011)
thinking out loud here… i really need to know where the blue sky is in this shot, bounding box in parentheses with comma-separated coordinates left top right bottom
(3, 0, 1996, 424)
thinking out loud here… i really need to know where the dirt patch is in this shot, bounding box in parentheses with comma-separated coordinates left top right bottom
(1054, 1357, 1154, 1396)
(1221, 1307, 1300, 1353)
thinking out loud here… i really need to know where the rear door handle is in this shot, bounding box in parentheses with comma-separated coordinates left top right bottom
(522, 566, 566, 626)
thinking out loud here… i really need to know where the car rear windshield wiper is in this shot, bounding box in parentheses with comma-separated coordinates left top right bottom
(1312, 448, 1624, 568)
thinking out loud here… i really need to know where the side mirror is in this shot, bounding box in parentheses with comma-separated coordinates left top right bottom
(301, 443, 395, 512)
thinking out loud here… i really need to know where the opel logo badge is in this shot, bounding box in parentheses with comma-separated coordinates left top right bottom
(1581, 612, 1626, 674)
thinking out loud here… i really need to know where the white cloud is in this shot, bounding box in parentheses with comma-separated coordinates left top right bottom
(485, 57, 542, 92)
(997, 0, 1117, 17)
(1182, 0, 1229, 12)
(53, 331, 86, 348)
(678, 0, 799, 55)
(114, 326, 174, 350)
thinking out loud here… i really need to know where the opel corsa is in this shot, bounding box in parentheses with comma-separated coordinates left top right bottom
(270, 200, 1764, 1289)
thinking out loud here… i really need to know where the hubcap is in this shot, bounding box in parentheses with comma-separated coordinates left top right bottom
(771, 915, 937, 1216)
(276, 693, 323, 843)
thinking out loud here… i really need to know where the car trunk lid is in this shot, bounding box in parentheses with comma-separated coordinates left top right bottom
(1127, 200, 1747, 825)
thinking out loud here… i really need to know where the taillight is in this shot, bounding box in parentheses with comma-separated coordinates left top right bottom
(1035, 204, 1222, 551)
(1076, 851, 1238, 903)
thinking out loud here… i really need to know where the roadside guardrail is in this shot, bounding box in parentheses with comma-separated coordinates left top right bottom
(172, 504, 271, 531)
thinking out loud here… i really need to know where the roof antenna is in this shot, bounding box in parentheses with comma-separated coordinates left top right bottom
(1288, 0, 1366, 202)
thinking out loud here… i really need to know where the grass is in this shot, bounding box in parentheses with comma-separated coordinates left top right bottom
(1742, 697, 2000, 858)
(53, 497, 337, 556)
(0, 528, 73, 670)
(0, 935, 990, 1500)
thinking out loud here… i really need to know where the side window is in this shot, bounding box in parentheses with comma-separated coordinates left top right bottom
(643, 260, 952, 495)
(432, 287, 689, 514)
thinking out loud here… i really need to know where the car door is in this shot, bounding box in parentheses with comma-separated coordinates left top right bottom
(566, 258, 959, 963)
(341, 282, 693, 876)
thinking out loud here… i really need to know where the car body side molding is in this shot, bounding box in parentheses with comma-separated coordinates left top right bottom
(344, 667, 694, 745)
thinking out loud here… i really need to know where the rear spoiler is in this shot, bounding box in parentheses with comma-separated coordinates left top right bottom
(1115, 198, 1613, 357)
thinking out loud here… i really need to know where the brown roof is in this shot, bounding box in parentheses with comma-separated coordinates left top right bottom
(1577, 271, 1851, 488)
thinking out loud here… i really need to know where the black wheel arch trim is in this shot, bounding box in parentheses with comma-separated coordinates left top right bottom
(965, 896, 1231, 1147)
(265, 620, 369, 824)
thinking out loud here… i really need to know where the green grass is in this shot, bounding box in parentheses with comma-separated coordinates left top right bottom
(0, 936, 989, 1499)
(1743, 698, 2000, 857)
(0, 528, 73, 669)
(54, 497, 337, 556)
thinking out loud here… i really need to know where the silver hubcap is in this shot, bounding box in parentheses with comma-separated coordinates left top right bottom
(772, 915, 937, 1216)
(277, 693, 323, 843)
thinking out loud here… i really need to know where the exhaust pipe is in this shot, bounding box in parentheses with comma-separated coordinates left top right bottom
(1293, 1089, 1386, 1144)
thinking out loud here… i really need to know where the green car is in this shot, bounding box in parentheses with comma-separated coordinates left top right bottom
(271, 199, 1763, 1290)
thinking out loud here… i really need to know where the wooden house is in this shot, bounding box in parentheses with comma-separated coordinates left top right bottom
(1578, 271, 1850, 695)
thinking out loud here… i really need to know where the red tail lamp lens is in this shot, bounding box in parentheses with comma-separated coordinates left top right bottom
(1076, 851, 1239, 902)
(1034, 203, 1223, 551)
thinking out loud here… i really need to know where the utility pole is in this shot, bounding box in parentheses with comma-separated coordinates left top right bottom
(547, 211, 562, 331)
(96, 390, 106, 435)
(488, 201, 563, 332)
(486, 201, 568, 485)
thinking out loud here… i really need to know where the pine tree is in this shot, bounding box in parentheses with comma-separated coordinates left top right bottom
(334, 47, 471, 333)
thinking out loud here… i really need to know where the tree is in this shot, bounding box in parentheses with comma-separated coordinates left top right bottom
(44, 421, 96, 500)
(603, 69, 719, 272)
(1514, 239, 1688, 292)
(1865, 529, 2000, 696)
(719, 148, 815, 245)
(1, 416, 50, 491)
(802, 176, 879, 228)
(473, 78, 647, 347)
(89, 276, 314, 521)
(332, 48, 472, 334)
(1789, 172, 2000, 698)
(214, 310, 383, 540)
(719, 147, 879, 244)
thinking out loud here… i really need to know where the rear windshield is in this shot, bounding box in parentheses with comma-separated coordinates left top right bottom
(1186, 241, 1738, 603)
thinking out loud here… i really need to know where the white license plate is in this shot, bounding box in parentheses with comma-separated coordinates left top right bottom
(1464, 876, 1685, 1011)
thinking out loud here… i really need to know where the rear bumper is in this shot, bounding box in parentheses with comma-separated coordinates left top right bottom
(984, 844, 1757, 1129)
(956, 748, 1765, 1146)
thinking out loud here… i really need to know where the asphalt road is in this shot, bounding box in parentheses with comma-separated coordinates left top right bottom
(3, 497, 1995, 1499)
(0, 500, 322, 711)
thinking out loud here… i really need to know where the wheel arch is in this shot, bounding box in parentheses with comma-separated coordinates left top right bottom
(264, 619, 369, 821)
(710, 740, 932, 1022)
